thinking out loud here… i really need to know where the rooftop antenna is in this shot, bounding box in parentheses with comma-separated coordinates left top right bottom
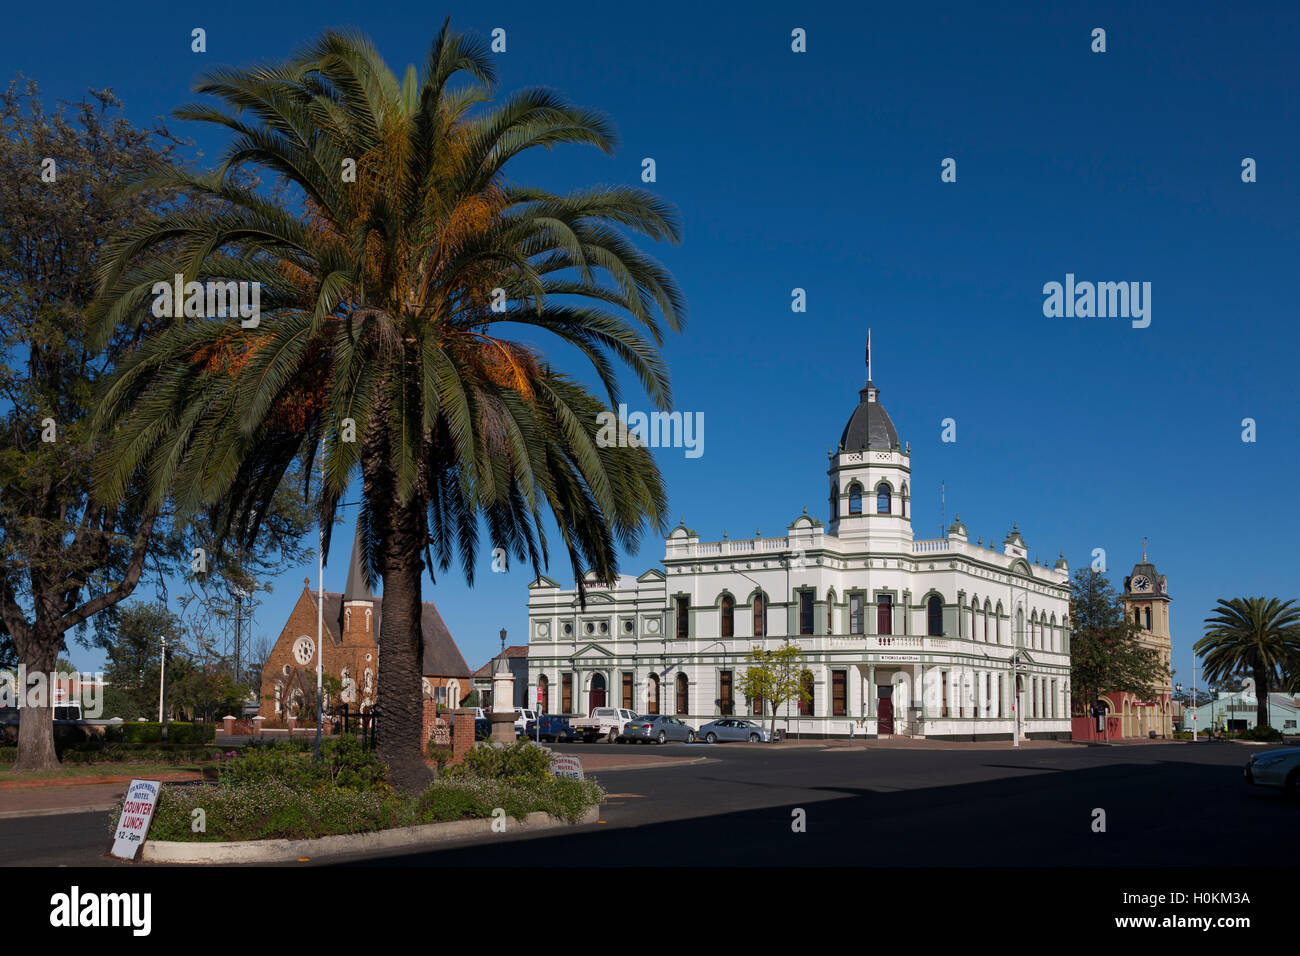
(866, 328, 872, 382)
(1142, 536, 1148, 561)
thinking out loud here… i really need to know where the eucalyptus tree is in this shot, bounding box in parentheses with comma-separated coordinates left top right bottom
(0, 79, 189, 771)
(91, 24, 685, 791)
(1197, 597, 1300, 730)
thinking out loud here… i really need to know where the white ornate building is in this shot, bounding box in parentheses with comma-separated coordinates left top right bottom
(525, 351, 1074, 739)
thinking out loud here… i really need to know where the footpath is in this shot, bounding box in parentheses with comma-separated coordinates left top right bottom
(0, 770, 203, 819)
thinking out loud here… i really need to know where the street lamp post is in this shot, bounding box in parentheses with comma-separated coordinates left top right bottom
(1192, 657, 1198, 742)
(1011, 651, 1020, 748)
(313, 448, 325, 761)
(1008, 585, 1027, 749)
(158, 632, 169, 744)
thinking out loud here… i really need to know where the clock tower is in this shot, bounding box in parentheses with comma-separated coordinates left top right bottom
(1117, 543, 1173, 737)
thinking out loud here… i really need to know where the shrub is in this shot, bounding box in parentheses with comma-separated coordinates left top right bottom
(137, 780, 405, 842)
(220, 737, 387, 792)
(429, 746, 453, 774)
(1240, 724, 1283, 742)
(445, 741, 553, 784)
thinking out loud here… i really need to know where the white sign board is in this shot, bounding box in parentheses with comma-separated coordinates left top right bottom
(111, 779, 161, 860)
(548, 754, 584, 781)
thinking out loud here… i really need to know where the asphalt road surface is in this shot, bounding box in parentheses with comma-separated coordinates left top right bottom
(339, 741, 1298, 867)
(2, 741, 1293, 867)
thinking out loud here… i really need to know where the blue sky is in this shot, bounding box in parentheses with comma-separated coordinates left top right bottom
(8, 1, 1298, 689)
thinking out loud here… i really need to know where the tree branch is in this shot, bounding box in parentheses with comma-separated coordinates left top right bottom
(57, 507, 157, 633)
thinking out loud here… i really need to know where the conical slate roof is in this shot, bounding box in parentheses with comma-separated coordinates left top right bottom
(343, 524, 374, 604)
(839, 381, 900, 451)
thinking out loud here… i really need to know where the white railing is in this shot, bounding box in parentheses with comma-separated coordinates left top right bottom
(673, 536, 793, 559)
(912, 539, 951, 554)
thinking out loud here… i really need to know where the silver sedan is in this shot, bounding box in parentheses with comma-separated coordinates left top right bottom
(1245, 746, 1300, 795)
(698, 718, 771, 743)
(618, 715, 696, 744)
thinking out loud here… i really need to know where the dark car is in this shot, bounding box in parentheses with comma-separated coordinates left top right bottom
(522, 714, 582, 743)
(474, 717, 491, 741)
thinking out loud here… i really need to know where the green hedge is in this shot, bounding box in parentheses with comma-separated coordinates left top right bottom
(107, 722, 216, 744)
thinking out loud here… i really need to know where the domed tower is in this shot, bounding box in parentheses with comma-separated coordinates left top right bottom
(827, 332, 912, 544)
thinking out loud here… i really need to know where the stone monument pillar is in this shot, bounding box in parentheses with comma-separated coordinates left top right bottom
(489, 652, 517, 744)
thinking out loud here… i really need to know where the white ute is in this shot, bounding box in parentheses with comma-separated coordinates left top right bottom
(570, 707, 638, 743)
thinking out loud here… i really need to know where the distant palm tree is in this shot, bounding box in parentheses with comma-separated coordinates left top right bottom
(1196, 598, 1300, 730)
(90, 23, 684, 791)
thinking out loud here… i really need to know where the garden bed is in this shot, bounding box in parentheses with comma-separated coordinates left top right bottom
(109, 738, 604, 847)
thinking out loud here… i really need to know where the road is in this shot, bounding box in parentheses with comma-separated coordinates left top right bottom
(1, 741, 1293, 867)
(336, 740, 1298, 866)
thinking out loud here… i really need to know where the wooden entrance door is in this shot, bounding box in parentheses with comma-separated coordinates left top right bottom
(589, 673, 606, 710)
(878, 696, 894, 735)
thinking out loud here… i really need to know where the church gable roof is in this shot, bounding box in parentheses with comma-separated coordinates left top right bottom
(301, 585, 471, 678)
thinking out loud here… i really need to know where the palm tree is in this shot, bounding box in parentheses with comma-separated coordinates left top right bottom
(1196, 598, 1300, 730)
(90, 23, 685, 792)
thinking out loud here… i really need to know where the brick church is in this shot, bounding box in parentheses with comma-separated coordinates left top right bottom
(259, 528, 472, 721)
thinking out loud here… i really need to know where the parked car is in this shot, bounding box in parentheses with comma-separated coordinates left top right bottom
(474, 717, 491, 741)
(619, 715, 696, 744)
(698, 718, 771, 744)
(1244, 746, 1300, 795)
(572, 707, 639, 743)
(513, 708, 538, 733)
(522, 714, 582, 743)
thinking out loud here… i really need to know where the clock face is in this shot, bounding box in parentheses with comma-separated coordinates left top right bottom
(292, 635, 315, 666)
(1132, 575, 1150, 592)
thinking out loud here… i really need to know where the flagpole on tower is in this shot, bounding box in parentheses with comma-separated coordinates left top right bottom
(867, 328, 872, 381)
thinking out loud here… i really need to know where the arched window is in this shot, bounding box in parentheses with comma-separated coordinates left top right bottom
(675, 673, 689, 715)
(848, 483, 863, 515)
(648, 674, 659, 715)
(826, 590, 836, 635)
(1134, 608, 1141, 626)
(876, 482, 891, 514)
(927, 595, 943, 637)
(752, 594, 765, 637)
(901, 482, 909, 518)
(830, 484, 838, 521)
(876, 594, 892, 636)
(720, 595, 734, 638)
(983, 601, 990, 642)
(1144, 608, 1151, 630)
(1016, 609, 1024, 645)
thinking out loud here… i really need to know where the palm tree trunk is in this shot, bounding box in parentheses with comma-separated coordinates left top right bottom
(374, 494, 434, 794)
(1253, 665, 1270, 730)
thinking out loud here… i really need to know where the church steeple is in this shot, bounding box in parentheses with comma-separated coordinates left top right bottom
(341, 523, 375, 639)
(343, 523, 374, 604)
